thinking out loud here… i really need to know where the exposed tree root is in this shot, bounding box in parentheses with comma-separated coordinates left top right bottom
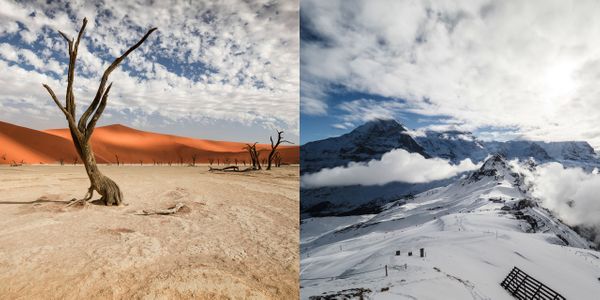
(135, 202, 187, 215)
(66, 186, 94, 207)
(97, 176, 123, 206)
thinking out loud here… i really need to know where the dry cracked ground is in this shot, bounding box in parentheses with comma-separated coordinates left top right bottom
(0, 164, 299, 299)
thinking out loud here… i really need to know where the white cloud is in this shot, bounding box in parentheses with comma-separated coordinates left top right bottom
(0, 43, 18, 61)
(301, 0, 600, 148)
(530, 163, 600, 227)
(0, 0, 299, 141)
(302, 96, 327, 116)
(301, 148, 480, 188)
(336, 98, 408, 128)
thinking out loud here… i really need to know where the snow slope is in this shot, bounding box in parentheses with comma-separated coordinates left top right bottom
(300, 155, 600, 299)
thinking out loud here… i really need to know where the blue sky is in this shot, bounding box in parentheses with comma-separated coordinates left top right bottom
(0, 0, 299, 143)
(300, 0, 600, 149)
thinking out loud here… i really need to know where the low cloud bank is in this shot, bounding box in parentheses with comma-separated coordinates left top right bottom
(531, 163, 600, 228)
(301, 149, 479, 188)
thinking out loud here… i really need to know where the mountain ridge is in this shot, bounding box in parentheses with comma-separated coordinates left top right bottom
(300, 119, 599, 216)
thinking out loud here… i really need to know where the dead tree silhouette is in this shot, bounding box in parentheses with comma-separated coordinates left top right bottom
(267, 130, 292, 170)
(244, 143, 261, 170)
(42, 17, 156, 206)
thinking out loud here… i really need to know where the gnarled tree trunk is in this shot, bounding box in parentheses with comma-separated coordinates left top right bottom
(42, 18, 156, 206)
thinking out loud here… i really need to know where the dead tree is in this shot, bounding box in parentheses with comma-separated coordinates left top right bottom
(244, 143, 261, 170)
(42, 18, 157, 206)
(267, 130, 292, 170)
(178, 154, 183, 166)
(114, 154, 120, 166)
(224, 157, 230, 165)
(139, 159, 143, 166)
(59, 158, 65, 166)
(208, 158, 214, 165)
(191, 153, 197, 166)
(273, 151, 283, 167)
(234, 158, 238, 166)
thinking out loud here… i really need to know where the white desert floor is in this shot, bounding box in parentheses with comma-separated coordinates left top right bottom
(0, 164, 299, 299)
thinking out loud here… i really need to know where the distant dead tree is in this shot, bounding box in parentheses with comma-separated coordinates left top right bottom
(273, 151, 283, 167)
(234, 158, 238, 166)
(217, 158, 220, 166)
(59, 158, 64, 166)
(242, 160, 246, 166)
(152, 158, 157, 166)
(191, 153, 197, 166)
(178, 154, 183, 166)
(73, 156, 78, 165)
(267, 130, 293, 170)
(167, 160, 172, 166)
(42, 17, 156, 206)
(244, 143, 261, 170)
(114, 154, 120, 166)
(224, 157, 230, 165)
(139, 159, 143, 166)
(208, 158, 214, 165)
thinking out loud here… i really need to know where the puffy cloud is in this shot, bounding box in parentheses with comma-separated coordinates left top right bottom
(301, 148, 479, 188)
(301, 0, 600, 148)
(530, 163, 600, 227)
(0, 0, 299, 142)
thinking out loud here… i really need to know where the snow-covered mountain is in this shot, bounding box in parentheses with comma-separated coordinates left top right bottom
(301, 155, 600, 299)
(535, 141, 597, 162)
(301, 119, 428, 174)
(301, 119, 600, 217)
(414, 130, 489, 163)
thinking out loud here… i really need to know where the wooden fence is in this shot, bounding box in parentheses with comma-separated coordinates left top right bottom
(500, 267, 566, 300)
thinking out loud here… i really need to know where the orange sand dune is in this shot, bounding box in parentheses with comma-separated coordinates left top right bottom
(0, 121, 299, 165)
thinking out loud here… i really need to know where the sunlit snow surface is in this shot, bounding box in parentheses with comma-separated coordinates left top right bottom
(300, 157, 600, 299)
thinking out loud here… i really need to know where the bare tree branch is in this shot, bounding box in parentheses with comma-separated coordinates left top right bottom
(42, 84, 78, 129)
(80, 27, 158, 131)
(85, 82, 112, 141)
